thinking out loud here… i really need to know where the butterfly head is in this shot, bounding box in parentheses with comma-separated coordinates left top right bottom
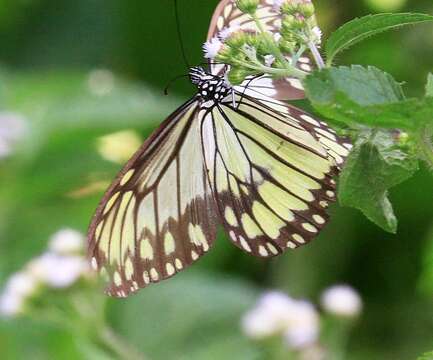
(189, 67, 231, 102)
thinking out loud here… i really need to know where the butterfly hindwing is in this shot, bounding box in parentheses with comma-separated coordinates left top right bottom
(201, 92, 348, 257)
(88, 99, 218, 297)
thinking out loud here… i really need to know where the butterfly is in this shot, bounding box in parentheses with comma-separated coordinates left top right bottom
(88, 0, 352, 298)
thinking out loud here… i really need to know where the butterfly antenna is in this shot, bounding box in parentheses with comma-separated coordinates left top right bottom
(164, 74, 190, 95)
(174, 0, 190, 69)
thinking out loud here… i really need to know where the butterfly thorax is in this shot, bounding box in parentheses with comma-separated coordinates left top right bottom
(189, 67, 231, 102)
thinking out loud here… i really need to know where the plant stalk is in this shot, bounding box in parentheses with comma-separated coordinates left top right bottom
(417, 125, 433, 169)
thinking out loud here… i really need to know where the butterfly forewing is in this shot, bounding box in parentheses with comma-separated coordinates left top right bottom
(88, 99, 218, 297)
(201, 92, 349, 257)
(207, 0, 313, 100)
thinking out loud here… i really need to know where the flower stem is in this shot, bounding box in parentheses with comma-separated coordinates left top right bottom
(308, 42, 325, 69)
(252, 14, 289, 69)
(98, 325, 147, 360)
(416, 125, 433, 170)
(232, 58, 307, 79)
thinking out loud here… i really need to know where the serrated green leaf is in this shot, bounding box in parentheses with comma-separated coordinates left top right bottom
(304, 66, 433, 131)
(326, 13, 433, 65)
(426, 73, 433, 98)
(338, 130, 418, 233)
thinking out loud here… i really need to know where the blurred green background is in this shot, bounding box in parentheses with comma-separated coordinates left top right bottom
(0, 0, 433, 359)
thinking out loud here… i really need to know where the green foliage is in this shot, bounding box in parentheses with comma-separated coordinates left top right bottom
(112, 273, 259, 360)
(426, 73, 433, 98)
(305, 66, 433, 131)
(304, 65, 433, 131)
(418, 352, 433, 360)
(338, 130, 418, 233)
(325, 13, 433, 65)
(304, 66, 433, 232)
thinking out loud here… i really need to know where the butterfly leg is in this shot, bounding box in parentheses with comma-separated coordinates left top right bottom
(231, 89, 236, 108)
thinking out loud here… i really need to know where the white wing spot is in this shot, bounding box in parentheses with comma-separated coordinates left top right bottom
(267, 243, 279, 255)
(239, 236, 251, 252)
(175, 258, 183, 270)
(302, 223, 318, 233)
(150, 268, 159, 281)
(320, 201, 329, 208)
(191, 251, 199, 261)
(258, 245, 269, 257)
(313, 215, 326, 225)
(326, 191, 335, 198)
(287, 241, 297, 249)
(293, 234, 305, 244)
(166, 263, 175, 276)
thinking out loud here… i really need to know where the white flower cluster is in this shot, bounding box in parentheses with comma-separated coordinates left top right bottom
(242, 285, 363, 351)
(0, 112, 28, 160)
(0, 228, 89, 317)
(320, 285, 362, 318)
(204, 23, 242, 60)
(242, 291, 320, 349)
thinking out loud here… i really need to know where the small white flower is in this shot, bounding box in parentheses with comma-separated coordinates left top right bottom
(0, 292, 25, 317)
(273, 0, 285, 12)
(264, 55, 276, 67)
(321, 285, 363, 318)
(49, 228, 84, 255)
(4, 272, 38, 298)
(87, 69, 115, 97)
(274, 33, 282, 43)
(242, 308, 281, 339)
(219, 25, 240, 41)
(311, 26, 322, 45)
(203, 37, 223, 59)
(242, 291, 319, 347)
(0, 271, 37, 317)
(242, 292, 294, 339)
(29, 253, 88, 288)
(283, 300, 319, 349)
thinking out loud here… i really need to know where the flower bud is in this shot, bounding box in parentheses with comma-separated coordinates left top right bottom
(226, 31, 249, 49)
(281, 3, 299, 16)
(280, 40, 297, 54)
(236, 0, 259, 15)
(299, 3, 316, 18)
(227, 67, 250, 85)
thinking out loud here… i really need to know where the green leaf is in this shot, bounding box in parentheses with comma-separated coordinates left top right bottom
(304, 66, 433, 131)
(326, 13, 433, 65)
(338, 130, 418, 233)
(426, 73, 433, 98)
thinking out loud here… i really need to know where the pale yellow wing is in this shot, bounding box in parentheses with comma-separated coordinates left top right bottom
(201, 92, 350, 257)
(88, 99, 218, 297)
